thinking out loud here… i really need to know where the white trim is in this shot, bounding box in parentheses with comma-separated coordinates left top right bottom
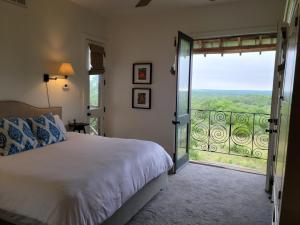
(284, 0, 299, 23)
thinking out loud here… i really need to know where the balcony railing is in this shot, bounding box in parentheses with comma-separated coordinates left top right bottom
(191, 110, 270, 160)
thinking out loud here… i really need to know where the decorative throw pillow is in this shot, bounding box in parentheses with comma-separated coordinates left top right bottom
(27, 114, 66, 146)
(53, 115, 67, 136)
(0, 117, 39, 156)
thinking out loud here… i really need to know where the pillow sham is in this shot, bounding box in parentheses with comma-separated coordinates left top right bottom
(27, 114, 66, 146)
(53, 114, 67, 136)
(0, 117, 39, 156)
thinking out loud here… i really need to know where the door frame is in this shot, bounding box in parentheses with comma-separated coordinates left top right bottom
(273, 2, 300, 223)
(173, 31, 194, 172)
(193, 32, 279, 181)
(265, 24, 287, 193)
(82, 34, 106, 135)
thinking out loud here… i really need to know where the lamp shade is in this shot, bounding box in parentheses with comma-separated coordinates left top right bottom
(58, 63, 75, 76)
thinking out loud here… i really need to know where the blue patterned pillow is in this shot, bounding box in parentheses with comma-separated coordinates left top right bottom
(27, 114, 66, 146)
(0, 117, 39, 156)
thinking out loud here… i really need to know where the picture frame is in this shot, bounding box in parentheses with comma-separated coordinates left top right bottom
(133, 63, 152, 84)
(132, 88, 152, 109)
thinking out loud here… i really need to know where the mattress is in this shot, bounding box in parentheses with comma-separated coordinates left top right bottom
(0, 133, 173, 225)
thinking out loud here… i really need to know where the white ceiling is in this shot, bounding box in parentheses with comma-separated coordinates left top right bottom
(68, 0, 247, 17)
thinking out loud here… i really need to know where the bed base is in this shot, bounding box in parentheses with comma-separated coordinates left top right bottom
(0, 172, 168, 225)
(102, 171, 167, 225)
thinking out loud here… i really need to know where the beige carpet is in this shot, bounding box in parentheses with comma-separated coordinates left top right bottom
(127, 163, 272, 225)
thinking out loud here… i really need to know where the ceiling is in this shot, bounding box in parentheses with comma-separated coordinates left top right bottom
(68, 0, 247, 17)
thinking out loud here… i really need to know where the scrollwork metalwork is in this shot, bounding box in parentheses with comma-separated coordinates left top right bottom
(210, 125, 229, 143)
(254, 132, 269, 150)
(191, 110, 269, 160)
(193, 110, 208, 122)
(212, 111, 227, 124)
(231, 126, 252, 146)
(192, 123, 209, 142)
(234, 113, 250, 125)
(209, 144, 218, 152)
(253, 149, 263, 159)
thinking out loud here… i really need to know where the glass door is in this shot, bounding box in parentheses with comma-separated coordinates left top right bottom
(265, 25, 285, 192)
(173, 31, 193, 172)
(87, 74, 104, 136)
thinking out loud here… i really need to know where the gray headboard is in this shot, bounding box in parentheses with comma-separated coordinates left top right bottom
(0, 101, 62, 118)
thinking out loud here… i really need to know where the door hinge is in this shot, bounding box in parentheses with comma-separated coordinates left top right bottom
(278, 190, 282, 200)
(273, 155, 276, 162)
(266, 129, 278, 134)
(268, 118, 278, 125)
(278, 63, 285, 73)
(104, 107, 106, 113)
(270, 176, 274, 187)
(281, 26, 287, 39)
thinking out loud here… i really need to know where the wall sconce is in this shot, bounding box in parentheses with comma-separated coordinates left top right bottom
(43, 63, 75, 108)
(44, 63, 75, 82)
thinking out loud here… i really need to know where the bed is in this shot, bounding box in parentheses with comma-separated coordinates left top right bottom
(0, 101, 173, 225)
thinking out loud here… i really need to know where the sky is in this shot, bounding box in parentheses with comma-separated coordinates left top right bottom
(192, 51, 276, 91)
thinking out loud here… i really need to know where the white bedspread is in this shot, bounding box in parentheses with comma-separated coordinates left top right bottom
(0, 133, 173, 225)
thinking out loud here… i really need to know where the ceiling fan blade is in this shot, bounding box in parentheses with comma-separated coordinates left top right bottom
(135, 0, 152, 8)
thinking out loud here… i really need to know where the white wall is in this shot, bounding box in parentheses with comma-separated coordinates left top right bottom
(0, 0, 284, 156)
(105, 0, 284, 156)
(0, 0, 106, 123)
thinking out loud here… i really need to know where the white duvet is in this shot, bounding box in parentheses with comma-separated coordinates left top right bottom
(0, 133, 173, 225)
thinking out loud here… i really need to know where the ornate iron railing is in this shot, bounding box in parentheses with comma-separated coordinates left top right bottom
(191, 110, 270, 160)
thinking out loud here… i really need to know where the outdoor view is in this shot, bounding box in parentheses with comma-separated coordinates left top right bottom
(89, 75, 100, 135)
(190, 51, 276, 173)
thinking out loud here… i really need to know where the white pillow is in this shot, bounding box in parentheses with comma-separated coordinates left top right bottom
(53, 115, 67, 135)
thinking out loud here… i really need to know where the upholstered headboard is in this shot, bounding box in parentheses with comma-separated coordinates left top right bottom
(0, 101, 62, 118)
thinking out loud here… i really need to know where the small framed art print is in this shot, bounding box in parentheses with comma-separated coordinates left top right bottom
(133, 63, 152, 84)
(132, 88, 151, 109)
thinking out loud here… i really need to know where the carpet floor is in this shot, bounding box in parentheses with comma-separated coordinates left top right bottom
(127, 163, 272, 225)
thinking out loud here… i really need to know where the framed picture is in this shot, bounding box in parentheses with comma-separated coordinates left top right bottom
(133, 63, 152, 84)
(132, 88, 151, 109)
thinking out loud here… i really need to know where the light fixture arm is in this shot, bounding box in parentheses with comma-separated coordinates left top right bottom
(43, 62, 74, 83)
(43, 74, 68, 82)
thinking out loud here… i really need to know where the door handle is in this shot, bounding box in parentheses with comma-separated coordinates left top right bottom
(172, 120, 180, 125)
